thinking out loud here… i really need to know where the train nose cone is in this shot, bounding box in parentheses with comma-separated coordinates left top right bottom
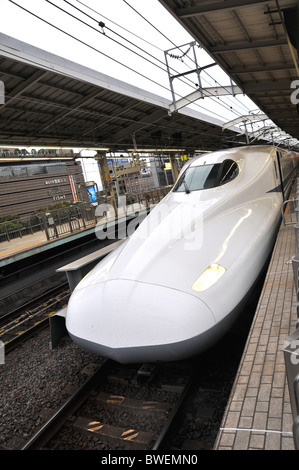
(66, 280, 216, 363)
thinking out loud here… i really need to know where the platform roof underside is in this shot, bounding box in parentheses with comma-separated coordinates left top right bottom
(159, 0, 299, 141)
(0, 34, 243, 153)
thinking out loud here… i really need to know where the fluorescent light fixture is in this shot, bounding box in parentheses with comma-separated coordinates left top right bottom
(0, 145, 75, 150)
(192, 263, 226, 292)
(0, 146, 110, 151)
(127, 149, 185, 153)
(0, 157, 74, 161)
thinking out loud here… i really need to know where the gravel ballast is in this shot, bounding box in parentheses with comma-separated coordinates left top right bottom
(0, 329, 102, 450)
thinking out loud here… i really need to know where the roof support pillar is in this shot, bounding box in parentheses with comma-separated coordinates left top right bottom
(170, 156, 179, 181)
(95, 151, 111, 197)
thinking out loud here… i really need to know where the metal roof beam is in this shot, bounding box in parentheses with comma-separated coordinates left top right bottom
(109, 109, 167, 144)
(242, 80, 293, 93)
(176, 0, 270, 17)
(0, 70, 49, 110)
(81, 103, 153, 138)
(230, 63, 296, 74)
(37, 89, 105, 133)
(210, 38, 288, 53)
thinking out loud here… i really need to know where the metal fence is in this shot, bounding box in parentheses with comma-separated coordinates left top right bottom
(0, 186, 171, 243)
(0, 217, 45, 243)
(42, 203, 97, 240)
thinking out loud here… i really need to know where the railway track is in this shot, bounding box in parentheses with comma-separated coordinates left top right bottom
(0, 286, 70, 353)
(1, 277, 264, 451)
(0, 213, 146, 317)
(1, 244, 266, 452)
(0, 235, 119, 317)
(21, 360, 204, 451)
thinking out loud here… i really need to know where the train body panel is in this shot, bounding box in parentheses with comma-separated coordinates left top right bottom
(66, 280, 216, 363)
(66, 146, 299, 363)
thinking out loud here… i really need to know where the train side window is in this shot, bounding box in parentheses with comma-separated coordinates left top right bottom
(218, 160, 239, 185)
(173, 164, 221, 192)
(173, 159, 238, 193)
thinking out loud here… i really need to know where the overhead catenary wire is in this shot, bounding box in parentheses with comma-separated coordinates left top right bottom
(74, 0, 203, 75)
(72, 0, 251, 117)
(57, 0, 251, 119)
(7, 0, 266, 139)
(45, 0, 169, 77)
(8, 0, 168, 94)
(9, 0, 270, 145)
(56, 0, 245, 119)
(73, 0, 163, 53)
(121, 0, 252, 115)
(16, 0, 250, 123)
(63, 0, 247, 117)
(9, 0, 237, 123)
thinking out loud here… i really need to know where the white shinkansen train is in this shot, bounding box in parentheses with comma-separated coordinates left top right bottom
(66, 146, 299, 363)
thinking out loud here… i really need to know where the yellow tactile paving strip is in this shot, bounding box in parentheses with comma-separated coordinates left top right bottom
(0, 228, 94, 260)
(0, 237, 47, 259)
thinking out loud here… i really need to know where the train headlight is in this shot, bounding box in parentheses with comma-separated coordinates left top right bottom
(192, 263, 226, 292)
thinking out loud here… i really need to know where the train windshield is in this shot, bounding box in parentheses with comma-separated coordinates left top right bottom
(173, 160, 238, 192)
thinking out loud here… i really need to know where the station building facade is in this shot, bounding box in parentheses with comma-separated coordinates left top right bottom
(0, 155, 87, 220)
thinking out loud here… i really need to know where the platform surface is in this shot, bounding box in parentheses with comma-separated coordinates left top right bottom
(0, 202, 150, 262)
(214, 221, 298, 450)
(0, 232, 48, 260)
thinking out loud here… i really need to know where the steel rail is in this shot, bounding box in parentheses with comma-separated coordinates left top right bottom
(21, 359, 113, 450)
(152, 371, 199, 450)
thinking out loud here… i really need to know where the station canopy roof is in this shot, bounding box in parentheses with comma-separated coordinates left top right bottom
(159, 0, 299, 141)
(0, 33, 247, 155)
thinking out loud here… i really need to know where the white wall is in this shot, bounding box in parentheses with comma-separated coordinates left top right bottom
(76, 156, 103, 191)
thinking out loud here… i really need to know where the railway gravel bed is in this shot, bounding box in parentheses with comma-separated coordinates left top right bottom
(0, 274, 264, 451)
(0, 328, 225, 451)
(0, 329, 103, 450)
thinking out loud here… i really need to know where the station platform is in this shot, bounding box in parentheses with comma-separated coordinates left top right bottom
(0, 232, 48, 261)
(214, 219, 298, 450)
(0, 202, 150, 265)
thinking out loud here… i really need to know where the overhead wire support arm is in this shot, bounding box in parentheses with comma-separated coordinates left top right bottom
(168, 85, 243, 114)
(170, 62, 217, 81)
(164, 41, 210, 113)
(165, 41, 212, 112)
(164, 41, 244, 114)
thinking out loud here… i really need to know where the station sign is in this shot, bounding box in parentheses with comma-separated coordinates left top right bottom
(106, 158, 130, 165)
(87, 185, 97, 203)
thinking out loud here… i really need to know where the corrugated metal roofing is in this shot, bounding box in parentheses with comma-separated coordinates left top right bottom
(159, 0, 299, 141)
(0, 33, 244, 152)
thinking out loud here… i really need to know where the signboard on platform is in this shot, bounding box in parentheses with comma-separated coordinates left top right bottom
(87, 185, 97, 202)
(106, 158, 130, 165)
